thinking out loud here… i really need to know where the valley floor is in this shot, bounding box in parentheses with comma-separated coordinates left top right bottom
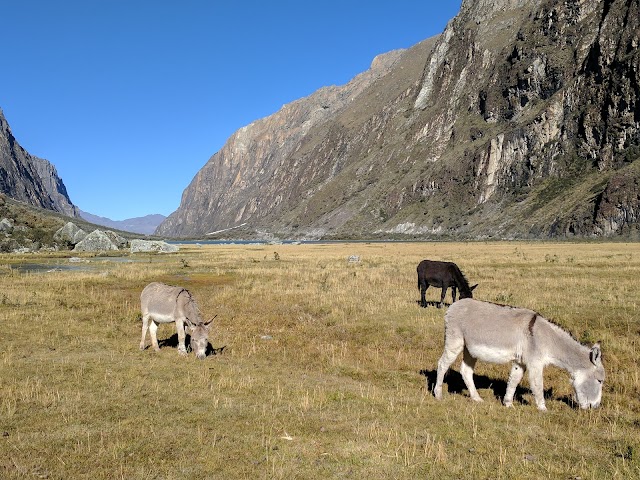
(1, 242, 638, 478)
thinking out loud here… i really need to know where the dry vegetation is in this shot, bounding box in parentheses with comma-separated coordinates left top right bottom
(1, 242, 639, 479)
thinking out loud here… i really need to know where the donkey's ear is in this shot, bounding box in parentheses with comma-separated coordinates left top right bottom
(590, 342, 602, 365)
(470, 284, 478, 291)
(203, 315, 217, 327)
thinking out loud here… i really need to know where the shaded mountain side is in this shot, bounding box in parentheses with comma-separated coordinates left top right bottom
(0, 109, 79, 218)
(157, 0, 640, 240)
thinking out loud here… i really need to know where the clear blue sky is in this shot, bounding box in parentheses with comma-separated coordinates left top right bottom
(1, 1, 461, 220)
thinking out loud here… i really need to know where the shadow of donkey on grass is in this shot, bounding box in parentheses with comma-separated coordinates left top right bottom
(158, 333, 226, 357)
(419, 368, 568, 407)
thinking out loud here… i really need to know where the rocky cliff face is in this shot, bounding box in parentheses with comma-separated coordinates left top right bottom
(156, 46, 415, 237)
(157, 0, 640, 239)
(0, 110, 79, 218)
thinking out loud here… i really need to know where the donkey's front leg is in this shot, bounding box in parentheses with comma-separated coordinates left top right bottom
(175, 318, 188, 355)
(528, 365, 547, 411)
(504, 363, 525, 407)
(451, 286, 457, 303)
(438, 287, 447, 308)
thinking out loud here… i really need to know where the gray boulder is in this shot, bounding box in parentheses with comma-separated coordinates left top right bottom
(0, 218, 14, 232)
(103, 230, 128, 248)
(130, 239, 179, 253)
(73, 229, 119, 252)
(54, 222, 87, 245)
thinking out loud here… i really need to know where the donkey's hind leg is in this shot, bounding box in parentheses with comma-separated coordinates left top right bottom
(140, 314, 151, 350)
(460, 347, 482, 402)
(146, 320, 161, 352)
(434, 335, 464, 399)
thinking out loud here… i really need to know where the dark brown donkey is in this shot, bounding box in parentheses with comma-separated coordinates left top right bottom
(417, 260, 477, 308)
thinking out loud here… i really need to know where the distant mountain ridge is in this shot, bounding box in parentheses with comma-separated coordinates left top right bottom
(157, 0, 640, 240)
(0, 109, 164, 234)
(0, 108, 79, 218)
(79, 211, 166, 235)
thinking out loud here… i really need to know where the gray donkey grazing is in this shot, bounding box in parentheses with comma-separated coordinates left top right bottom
(140, 282, 214, 359)
(434, 298, 604, 410)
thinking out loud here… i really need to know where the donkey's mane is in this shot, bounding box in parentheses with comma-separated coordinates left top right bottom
(540, 314, 583, 345)
(450, 264, 472, 292)
(176, 287, 202, 321)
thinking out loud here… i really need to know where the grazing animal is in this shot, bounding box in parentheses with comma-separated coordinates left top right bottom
(417, 259, 477, 308)
(139, 282, 214, 359)
(433, 298, 605, 410)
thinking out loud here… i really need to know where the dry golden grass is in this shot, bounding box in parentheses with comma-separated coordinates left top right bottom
(1, 242, 639, 479)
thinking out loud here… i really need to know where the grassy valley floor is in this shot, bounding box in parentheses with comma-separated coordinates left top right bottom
(1, 242, 639, 478)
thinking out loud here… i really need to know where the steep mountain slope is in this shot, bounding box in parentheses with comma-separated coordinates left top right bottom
(156, 44, 420, 237)
(157, 0, 640, 239)
(0, 109, 79, 217)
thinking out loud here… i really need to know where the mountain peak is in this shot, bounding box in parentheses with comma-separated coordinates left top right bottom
(0, 109, 79, 217)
